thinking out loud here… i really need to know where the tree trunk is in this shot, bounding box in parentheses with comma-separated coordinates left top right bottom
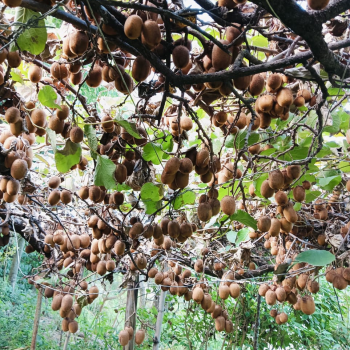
(139, 274, 146, 308)
(63, 332, 70, 350)
(124, 273, 139, 350)
(30, 290, 43, 350)
(8, 235, 25, 290)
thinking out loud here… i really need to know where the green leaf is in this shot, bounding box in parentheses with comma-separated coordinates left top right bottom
(324, 111, 341, 134)
(225, 130, 248, 149)
(116, 183, 131, 191)
(339, 161, 350, 173)
(46, 128, 56, 150)
(305, 190, 321, 203)
(55, 140, 82, 173)
(144, 200, 162, 215)
(318, 175, 342, 191)
(140, 182, 164, 202)
(339, 110, 350, 131)
(84, 124, 98, 159)
(94, 155, 117, 190)
(293, 202, 302, 211)
(249, 35, 268, 48)
(230, 210, 257, 230)
(13, 8, 47, 55)
(38, 85, 60, 109)
(10, 69, 24, 84)
(226, 230, 237, 244)
(294, 250, 335, 266)
(115, 116, 141, 139)
(142, 143, 164, 165)
(236, 227, 250, 245)
(248, 133, 259, 146)
(173, 190, 196, 210)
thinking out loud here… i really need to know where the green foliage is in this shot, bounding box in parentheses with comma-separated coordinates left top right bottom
(55, 139, 82, 173)
(230, 210, 257, 230)
(140, 182, 164, 202)
(94, 155, 117, 190)
(38, 85, 61, 109)
(12, 8, 47, 55)
(294, 250, 335, 266)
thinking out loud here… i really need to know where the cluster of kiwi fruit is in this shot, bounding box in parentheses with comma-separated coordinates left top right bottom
(0, 222, 10, 247)
(119, 326, 146, 346)
(0, 175, 23, 203)
(78, 184, 124, 206)
(326, 266, 350, 290)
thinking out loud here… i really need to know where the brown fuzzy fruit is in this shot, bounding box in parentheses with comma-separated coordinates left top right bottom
(86, 65, 102, 88)
(221, 196, 236, 216)
(333, 275, 348, 290)
(164, 157, 181, 175)
(11, 159, 28, 180)
(275, 191, 288, 206)
(300, 295, 315, 315)
(212, 40, 235, 71)
(132, 56, 151, 82)
(293, 186, 305, 202)
(276, 88, 293, 108)
(70, 126, 84, 143)
(257, 216, 271, 232)
(142, 20, 161, 47)
(28, 65, 42, 83)
(135, 329, 145, 345)
(225, 26, 244, 46)
(124, 15, 143, 39)
(215, 316, 226, 331)
(69, 31, 89, 56)
(229, 283, 240, 298)
(57, 105, 70, 120)
(5, 107, 21, 124)
(60, 190, 72, 204)
(218, 284, 230, 299)
(268, 170, 284, 190)
(258, 283, 269, 296)
(197, 202, 212, 222)
(260, 180, 274, 199)
(266, 74, 282, 91)
(265, 290, 277, 305)
(269, 218, 281, 237)
(192, 287, 204, 303)
(249, 74, 265, 96)
(7, 51, 22, 68)
(307, 0, 330, 10)
(275, 287, 286, 302)
(50, 62, 68, 80)
(119, 330, 130, 346)
(172, 45, 190, 69)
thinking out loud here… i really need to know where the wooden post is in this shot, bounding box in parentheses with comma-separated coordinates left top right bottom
(139, 274, 146, 308)
(30, 289, 43, 350)
(124, 273, 139, 350)
(9, 235, 25, 290)
(63, 332, 71, 350)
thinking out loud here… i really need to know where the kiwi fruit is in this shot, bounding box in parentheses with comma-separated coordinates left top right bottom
(212, 40, 232, 71)
(283, 203, 298, 223)
(164, 157, 181, 175)
(7, 51, 21, 68)
(48, 115, 65, 134)
(56, 105, 70, 120)
(132, 56, 151, 82)
(225, 26, 243, 45)
(293, 96, 305, 107)
(268, 170, 284, 190)
(179, 116, 193, 131)
(135, 329, 145, 345)
(124, 15, 143, 40)
(192, 287, 204, 303)
(28, 65, 42, 83)
(234, 75, 251, 91)
(303, 180, 311, 190)
(6, 178, 19, 195)
(70, 72, 83, 85)
(5, 107, 21, 124)
(172, 45, 190, 69)
(196, 149, 210, 167)
(115, 72, 134, 94)
(249, 74, 265, 96)
(60, 190, 72, 204)
(275, 191, 288, 206)
(0, 47, 8, 63)
(246, 113, 260, 131)
(86, 65, 102, 88)
(258, 284, 269, 296)
(293, 186, 305, 202)
(215, 316, 226, 331)
(257, 95, 274, 113)
(69, 31, 89, 56)
(260, 180, 274, 198)
(287, 165, 301, 179)
(275, 287, 286, 302)
(218, 284, 230, 300)
(11, 159, 28, 179)
(266, 73, 282, 92)
(50, 62, 68, 80)
(196, 202, 212, 222)
(68, 62, 82, 74)
(119, 330, 130, 346)
(280, 218, 292, 234)
(265, 290, 277, 305)
(257, 216, 271, 232)
(307, 0, 329, 10)
(269, 218, 281, 237)
(333, 275, 347, 290)
(220, 196, 236, 215)
(276, 88, 293, 108)
(142, 20, 161, 47)
(300, 295, 315, 315)
(70, 126, 84, 143)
